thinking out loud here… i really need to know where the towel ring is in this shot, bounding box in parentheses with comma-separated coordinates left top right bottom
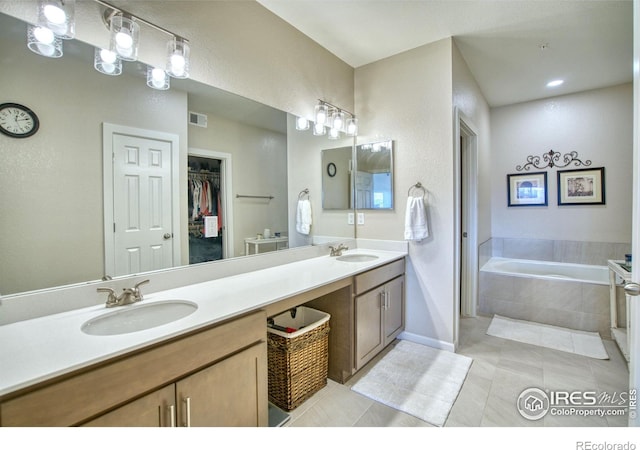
(408, 182, 426, 198)
(298, 188, 310, 200)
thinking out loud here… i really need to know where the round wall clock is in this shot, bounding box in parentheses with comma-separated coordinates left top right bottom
(327, 162, 337, 177)
(0, 103, 40, 138)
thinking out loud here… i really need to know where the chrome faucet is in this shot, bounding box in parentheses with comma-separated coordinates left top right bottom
(97, 279, 150, 308)
(329, 243, 349, 257)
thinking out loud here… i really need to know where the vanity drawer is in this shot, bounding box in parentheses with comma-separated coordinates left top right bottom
(354, 258, 405, 295)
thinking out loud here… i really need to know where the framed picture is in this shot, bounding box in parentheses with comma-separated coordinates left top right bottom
(557, 167, 605, 205)
(507, 172, 548, 207)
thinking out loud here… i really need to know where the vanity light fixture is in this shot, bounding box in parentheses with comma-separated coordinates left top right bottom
(303, 100, 358, 139)
(94, 48, 122, 76)
(147, 67, 170, 90)
(27, 25, 63, 58)
(38, 0, 75, 39)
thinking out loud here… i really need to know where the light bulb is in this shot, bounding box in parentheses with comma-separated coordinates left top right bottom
(151, 68, 166, 88)
(328, 127, 340, 140)
(314, 103, 328, 126)
(116, 30, 133, 50)
(34, 26, 55, 45)
(295, 117, 309, 131)
(170, 54, 185, 77)
(313, 122, 326, 136)
(100, 49, 117, 64)
(346, 117, 358, 136)
(43, 4, 66, 24)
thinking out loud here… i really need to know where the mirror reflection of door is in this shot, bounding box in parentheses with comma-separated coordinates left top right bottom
(188, 156, 224, 264)
(355, 140, 394, 210)
(112, 133, 175, 276)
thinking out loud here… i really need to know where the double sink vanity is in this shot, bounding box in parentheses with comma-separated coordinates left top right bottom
(0, 246, 407, 427)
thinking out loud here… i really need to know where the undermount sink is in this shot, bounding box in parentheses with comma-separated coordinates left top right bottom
(81, 300, 198, 336)
(336, 254, 379, 263)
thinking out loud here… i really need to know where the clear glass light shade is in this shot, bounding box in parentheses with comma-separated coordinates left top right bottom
(38, 0, 75, 39)
(166, 39, 190, 79)
(313, 122, 326, 136)
(330, 110, 345, 132)
(328, 127, 340, 140)
(109, 15, 139, 61)
(147, 67, 170, 90)
(346, 117, 358, 136)
(27, 25, 63, 58)
(94, 48, 122, 76)
(314, 103, 328, 126)
(295, 117, 309, 131)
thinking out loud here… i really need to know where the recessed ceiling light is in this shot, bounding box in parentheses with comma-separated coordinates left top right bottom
(546, 79, 564, 88)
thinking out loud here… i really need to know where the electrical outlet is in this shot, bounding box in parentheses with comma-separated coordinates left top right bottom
(347, 213, 354, 225)
(357, 212, 365, 225)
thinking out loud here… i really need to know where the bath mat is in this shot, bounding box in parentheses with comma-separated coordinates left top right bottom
(487, 315, 609, 359)
(350, 340, 472, 426)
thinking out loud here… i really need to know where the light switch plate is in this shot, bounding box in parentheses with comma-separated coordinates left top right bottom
(347, 213, 354, 225)
(357, 212, 365, 225)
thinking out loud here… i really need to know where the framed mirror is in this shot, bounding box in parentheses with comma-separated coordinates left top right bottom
(355, 140, 394, 209)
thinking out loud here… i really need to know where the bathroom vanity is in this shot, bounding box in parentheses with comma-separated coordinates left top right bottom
(0, 249, 406, 427)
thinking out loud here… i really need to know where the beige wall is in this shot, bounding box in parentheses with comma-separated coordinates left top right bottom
(490, 83, 633, 243)
(355, 39, 457, 347)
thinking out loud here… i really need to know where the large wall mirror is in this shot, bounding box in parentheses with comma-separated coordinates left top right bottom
(355, 140, 394, 210)
(0, 11, 353, 296)
(321, 145, 352, 210)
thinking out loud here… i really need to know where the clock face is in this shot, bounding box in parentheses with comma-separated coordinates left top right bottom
(0, 103, 39, 138)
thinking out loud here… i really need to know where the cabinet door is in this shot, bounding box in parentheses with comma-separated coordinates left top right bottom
(384, 275, 405, 346)
(355, 288, 384, 370)
(176, 342, 267, 427)
(82, 384, 176, 427)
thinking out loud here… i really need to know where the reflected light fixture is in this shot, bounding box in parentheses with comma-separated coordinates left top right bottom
(38, 0, 75, 39)
(313, 121, 326, 136)
(109, 14, 139, 61)
(295, 117, 310, 131)
(147, 67, 170, 90)
(94, 48, 122, 75)
(328, 127, 340, 140)
(27, 25, 63, 58)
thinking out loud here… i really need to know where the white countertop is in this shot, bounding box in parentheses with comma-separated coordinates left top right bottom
(0, 248, 405, 397)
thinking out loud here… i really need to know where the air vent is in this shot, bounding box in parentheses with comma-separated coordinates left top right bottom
(189, 111, 208, 128)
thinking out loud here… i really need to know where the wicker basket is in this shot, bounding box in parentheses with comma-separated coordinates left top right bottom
(267, 307, 330, 411)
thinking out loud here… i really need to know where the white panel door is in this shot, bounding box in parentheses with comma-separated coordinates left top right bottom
(112, 134, 173, 276)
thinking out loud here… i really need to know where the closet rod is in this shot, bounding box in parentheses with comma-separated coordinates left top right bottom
(236, 194, 274, 200)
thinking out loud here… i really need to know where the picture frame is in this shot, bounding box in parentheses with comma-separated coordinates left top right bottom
(557, 167, 605, 205)
(507, 172, 548, 207)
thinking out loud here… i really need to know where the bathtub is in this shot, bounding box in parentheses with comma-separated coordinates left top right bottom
(480, 257, 609, 285)
(479, 257, 611, 337)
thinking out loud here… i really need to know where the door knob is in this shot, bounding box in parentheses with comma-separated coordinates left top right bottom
(163, 233, 172, 240)
(624, 282, 640, 296)
(462, 232, 468, 238)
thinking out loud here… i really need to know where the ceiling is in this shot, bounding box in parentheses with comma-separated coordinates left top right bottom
(257, 0, 633, 107)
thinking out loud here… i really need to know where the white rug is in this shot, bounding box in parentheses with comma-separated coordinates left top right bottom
(486, 315, 609, 360)
(350, 340, 472, 426)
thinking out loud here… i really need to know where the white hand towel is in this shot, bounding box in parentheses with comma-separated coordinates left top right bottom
(404, 196, 429, 241)
(296, 199, 312, 235)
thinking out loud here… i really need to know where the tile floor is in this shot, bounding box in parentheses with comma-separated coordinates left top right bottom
(285, 315, 630, 427)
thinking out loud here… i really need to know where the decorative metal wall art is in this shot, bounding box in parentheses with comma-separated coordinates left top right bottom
(516, 150, 592, 171)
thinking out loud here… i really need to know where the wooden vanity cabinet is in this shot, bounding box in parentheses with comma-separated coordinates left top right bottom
(0, 310, 268, 427)
(354, 259, 405, 371)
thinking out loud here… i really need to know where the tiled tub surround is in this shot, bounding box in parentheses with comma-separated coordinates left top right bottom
(477, 237, 631, 338)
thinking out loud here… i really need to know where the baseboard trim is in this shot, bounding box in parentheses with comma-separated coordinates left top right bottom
(398, 331, 455, 353)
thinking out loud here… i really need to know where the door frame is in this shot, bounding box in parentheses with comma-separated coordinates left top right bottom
(103, 123, 181, 275)
(188, 148, 234, 259)
(453, 108, 479, 347)
(629, 0, 640, 427)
